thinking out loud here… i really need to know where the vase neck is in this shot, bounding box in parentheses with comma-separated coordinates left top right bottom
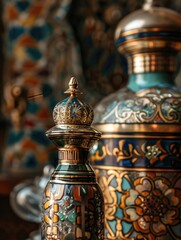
(128, 72, 176, 92)
(126, 52, 177, 92)
(127, 52, 177, 75)
(58, 148, 89, 164)
(51, 149, 96, 183)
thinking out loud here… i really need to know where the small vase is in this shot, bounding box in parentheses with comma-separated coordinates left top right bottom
(41, 77, 104, 240)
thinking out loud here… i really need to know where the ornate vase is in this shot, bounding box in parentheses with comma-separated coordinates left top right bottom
(41, 77, 104, 239)
(90, 3, 181, 240)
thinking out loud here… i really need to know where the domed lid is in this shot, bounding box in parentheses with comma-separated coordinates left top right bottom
(53, 77, 93, 126)
(115, 1, 181, 54)
(46, 77, 101, 149)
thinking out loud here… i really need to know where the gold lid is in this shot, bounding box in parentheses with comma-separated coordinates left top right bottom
(46, 77, 101, 149)
(53, 77, 93, 126)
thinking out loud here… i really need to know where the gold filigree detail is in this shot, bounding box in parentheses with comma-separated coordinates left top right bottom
(102, 88, 181, 124)
(145, 145, 161, 160)
(43, 184, 65, 239)
(90, 140, 181, 165)
(94, 167, 181, 239)
(53, 77, 93, 126)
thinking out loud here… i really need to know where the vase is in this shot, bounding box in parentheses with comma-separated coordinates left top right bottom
(41, 77, 104, 240)
(90, 3, 181, 240)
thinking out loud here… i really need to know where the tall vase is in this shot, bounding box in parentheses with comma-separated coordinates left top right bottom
(41, 77, 104, 239)
(90, 3, 181, 240)
(46, 0, 83, 99)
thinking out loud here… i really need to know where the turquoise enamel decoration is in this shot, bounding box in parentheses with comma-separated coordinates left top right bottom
(41, 77, 104, 240)
(90, 3, 181, 240)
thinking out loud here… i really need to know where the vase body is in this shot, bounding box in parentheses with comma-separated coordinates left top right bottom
(41, 77, 104, 240)
(42, 160, 104, 239)
(90, 6, 181, 240)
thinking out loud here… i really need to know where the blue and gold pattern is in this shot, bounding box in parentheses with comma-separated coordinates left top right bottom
(90, 133, 181, 239)
(94, 88, 181, 124)
(41, 78, 104, 240)
(2, 0, 56, 175)
(42, 183, 104, 239)
(91, 138, 181, 168)
(90, 3, 181, 239)
(93, 166, 181, 239)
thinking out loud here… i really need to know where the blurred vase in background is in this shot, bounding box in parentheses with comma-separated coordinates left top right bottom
(46, 0, 83, 99)
(10, 165, 54, 240)
(1, 0, 83, 176)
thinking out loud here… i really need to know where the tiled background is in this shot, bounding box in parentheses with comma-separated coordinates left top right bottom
(0, 1, 180, 239)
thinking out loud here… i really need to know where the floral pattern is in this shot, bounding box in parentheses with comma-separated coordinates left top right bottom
(145, 145, 162, 160)
(122, 176, 180, 236)
(95, 168, 181, 239)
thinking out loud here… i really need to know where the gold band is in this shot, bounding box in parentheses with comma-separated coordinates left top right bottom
(93, 123, 181, 135)
(128, 53, 176, 74)
(58, 149, 88, 162)
(94, 165, 181, 172)
(117, 39, 181, 54)
(50, 180, 97, 184)
(119, 27, 181, 38)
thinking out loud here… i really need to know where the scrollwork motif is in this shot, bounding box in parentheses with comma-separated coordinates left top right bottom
(102, 88, 181, 123)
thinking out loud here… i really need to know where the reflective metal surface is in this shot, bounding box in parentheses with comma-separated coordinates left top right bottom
(115, 7, 181, 35)
(10, 165, 54, 223)
(115, 5, 181, 74)
(41, 78, 104, 240)
(90, 3, 181, 239)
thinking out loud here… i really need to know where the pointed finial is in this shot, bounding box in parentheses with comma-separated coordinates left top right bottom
(64, 77, 82, 96)
(143, 0, 160, 10)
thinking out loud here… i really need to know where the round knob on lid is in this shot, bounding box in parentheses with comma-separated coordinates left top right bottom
(46, 77, 101, 150)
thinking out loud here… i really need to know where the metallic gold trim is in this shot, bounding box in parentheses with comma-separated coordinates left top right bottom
(58, 159, 86, 164)
(59, 162, 89, 165)
(119, 27, 181, 38)
(58, 149, 88, 162)
(101, 134, 181, 139)
(52, 174, 95, 179)
(50, 180, 97, 184)
(117, 39, 181, 55)
(128, 53, 176, 74)
(93, 123, 181, 134)
(94, 165, 181, 172)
